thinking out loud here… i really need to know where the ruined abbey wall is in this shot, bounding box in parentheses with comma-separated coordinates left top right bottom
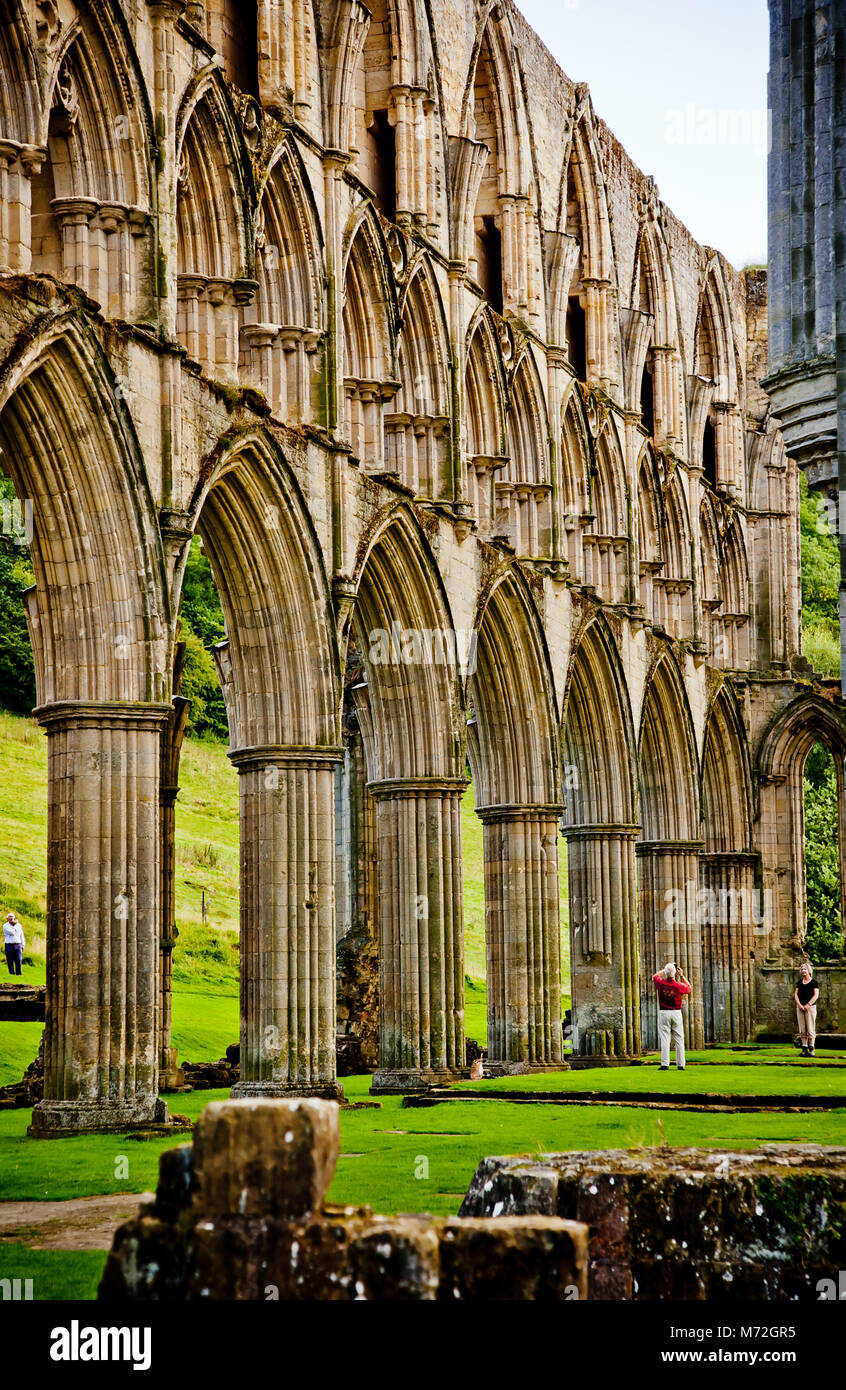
(0, 0, 843, 1131)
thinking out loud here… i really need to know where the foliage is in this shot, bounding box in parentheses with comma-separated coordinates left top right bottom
(799, 472, 839, 677)
(178, 536, 229, 740)
(0, 476, 36, 713)
(803, 742, 842, 961)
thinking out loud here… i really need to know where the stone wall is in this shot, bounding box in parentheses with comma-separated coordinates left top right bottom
(756, 964, 846, 1039)
(99, 1099, 588, 1301)
(460, 1145, 846, 1300)
(0, 1, 842, 1125)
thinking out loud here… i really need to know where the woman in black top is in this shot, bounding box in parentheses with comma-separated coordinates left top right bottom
(794, 962, 820, 1056)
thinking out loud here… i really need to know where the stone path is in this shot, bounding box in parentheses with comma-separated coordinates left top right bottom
(0, 1192, 152, 1251)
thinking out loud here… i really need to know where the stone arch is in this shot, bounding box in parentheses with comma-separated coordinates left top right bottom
(470, 570, 558, 808)
(700, 682, 757, 1041)
(636, 443, 663, 624)
(638, 650, 704, 1049)
(0, 314, 171, 1134)
(0, 0, 40, 148)
(639, 651, 699, 842)
(627, 215, 685, 448)
(584, 419, 628, 603)
(657, 469, 693, 638)
(242, 139, 324, 420)
(500, 348, 551, 556)
(564, 617, 637, 826)
(559, 382, 592, 578)
(30, 5, 153, 311)
(341, 210, 398, 470)
(464, 308, 507, 532)
(562, 617, 641, 1058)
(0, 314, 167, 704)
(748, 415, 794, 666)
(703, 683, 753, 854)
(350, 507, 465, 1088)
(175, 71, 254, 375)
(187, 430, 342, 1100)
(469, 569, 563, 1064)
(351, 508, 458, 781)
(252, 141, 323, 331)
(176, 74, 252, 282)
(464, 307, 505, 456)
(758, 695, 846, 954)
(690, 259, 743, 494)
(189, 436, 339, 751)
(559, 106, 619, 386)
(459, 6, 538, 315)
(719, 516, 750, 666)
(389, 255, 451, 497)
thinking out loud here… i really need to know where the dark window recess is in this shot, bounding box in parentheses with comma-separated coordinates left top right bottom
(368, 110, 397, 222)
(703, 417, 717, 489)
(566, 296, 587, 382)
(223, 0, 259, 98)
(476, 216, 503, 314)
(640, 360, 655, 435)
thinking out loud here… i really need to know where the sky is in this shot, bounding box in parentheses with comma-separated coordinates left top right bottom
(516, 0, 769, 269)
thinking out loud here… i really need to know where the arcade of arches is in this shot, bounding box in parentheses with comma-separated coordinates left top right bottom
(0, 0, 844, 1133)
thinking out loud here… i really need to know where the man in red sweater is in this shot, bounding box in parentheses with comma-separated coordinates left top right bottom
(653, 963, 691, 1070)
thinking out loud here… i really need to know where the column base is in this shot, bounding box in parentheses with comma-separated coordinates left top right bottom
(370, 1068, 460, 1095)
(484, 1059, 567, 1077)
(569, 1054, 641, 1070)
(230, 1081, 345, 1102)
(28, 1096, 170, 1137)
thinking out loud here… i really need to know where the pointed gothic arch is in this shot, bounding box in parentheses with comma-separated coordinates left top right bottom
(341, 211, 398, 470)
(0, 315, 167, 704)
(175, 72, 254, 375)
(499, 348, 551, 555)
(691, 260, 743, 494)
(388, 255, 451, 497)
(563, 617, 640, 1057)
(29, 7, 153, 311)
(242, 140, 324, 420)
(469, 568, 563, 1064)
(350, 507, 466, 1088)
(700, 682, 757, 1041)
(638, 650, 704, 1048)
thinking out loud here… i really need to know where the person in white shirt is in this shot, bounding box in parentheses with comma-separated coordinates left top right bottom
(3, 913, 25, 976)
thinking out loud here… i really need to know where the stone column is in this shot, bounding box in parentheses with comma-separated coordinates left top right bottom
(369, 777, 466, 1091)
(565, 825, 641, 1059)
(230, 746, 344, 1101)
(637, 840, 705, 1052)
(158, 694, 189, 1089)
(29, 702, 171, 1136)
(478, 805, 564, 1066)
(700, 852, 761, 1043)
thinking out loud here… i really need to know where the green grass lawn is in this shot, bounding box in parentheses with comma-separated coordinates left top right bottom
(2, 1071, 845, 1300)
(455, 1054, 846, 1098)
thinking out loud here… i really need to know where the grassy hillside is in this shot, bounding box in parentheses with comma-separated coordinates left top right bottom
(0, 708, 570, 1069)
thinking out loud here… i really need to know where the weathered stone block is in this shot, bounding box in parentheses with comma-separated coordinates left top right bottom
(460, 1145, 846, 1300)
(438, 1216, 588, 1301)
(192, 1099, 339, 1221)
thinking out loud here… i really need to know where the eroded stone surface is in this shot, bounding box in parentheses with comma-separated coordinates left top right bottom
(99, 1100, 588, 1301)
(460, 1145, 846, 1300)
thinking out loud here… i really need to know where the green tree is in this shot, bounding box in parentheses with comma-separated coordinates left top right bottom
(178, 536, 228, 741)
(803, 742, 842, 961)
(799, 472, 839, 676)
(0, 475, 36, 713)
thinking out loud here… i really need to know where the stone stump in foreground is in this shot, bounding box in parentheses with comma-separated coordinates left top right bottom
(460, 1145, 846, 1300)
(99, 1099, 588, 1301)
